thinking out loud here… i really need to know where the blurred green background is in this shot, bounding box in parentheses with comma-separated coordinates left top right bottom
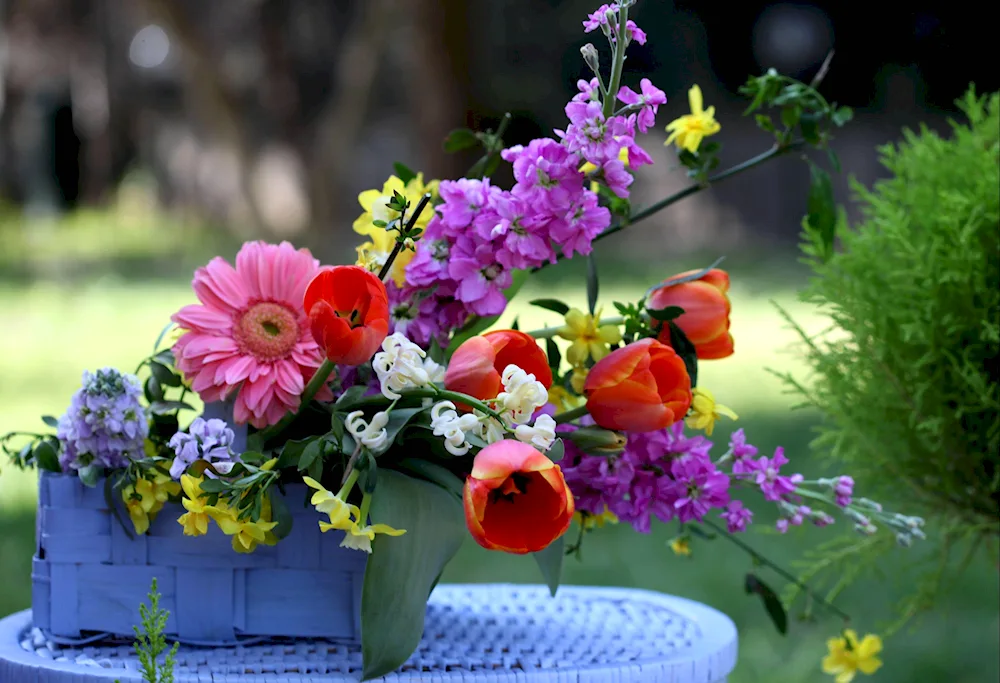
(0, 205, 997, 682)
(2, 1, 998, 680)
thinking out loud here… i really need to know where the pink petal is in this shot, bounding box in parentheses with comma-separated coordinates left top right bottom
(235, 242, 265, 300)
(171, 304, 233, 333)
(192, 367, 220, 393)
(275, 360, 305, 396)
(249, 363, 271, 382)
(233, 394, 251, 425)
(243, 376, 275, 412)
(193, 257, 249, 313)
(180, 334, 238, 360)
(222, 355, 256, 386)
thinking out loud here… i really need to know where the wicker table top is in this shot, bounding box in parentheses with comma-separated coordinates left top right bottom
(0, 584, 738, 682)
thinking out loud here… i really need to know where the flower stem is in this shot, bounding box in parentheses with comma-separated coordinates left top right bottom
(554, 405, 591, 424)
(338, 465, 361, 498)
(260, 359, 337, 444)
(378, 192, 433, 282)
(398, 387, 509, 424)
(532, 140, 807, 274)
(528, 317, 624, 339)
(702, 517, 853, 622)
(601, 3, 628, 120)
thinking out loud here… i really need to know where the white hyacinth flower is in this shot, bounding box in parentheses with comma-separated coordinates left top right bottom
(422, 357, 446, 385)
(496, 364, 549, 424)
(346, 410, 389, 452)
(514, 414, 557, 452)
(430, 401, 482, 456)
(372, 332, 430, 400)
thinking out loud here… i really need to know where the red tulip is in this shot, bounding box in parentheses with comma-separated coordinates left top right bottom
(463, 440, 574, 554)
(648, 268, 734, 359)
(303, 266, 390, 366)
(584, 338, 692, 433)
(445, 330, 552, 404)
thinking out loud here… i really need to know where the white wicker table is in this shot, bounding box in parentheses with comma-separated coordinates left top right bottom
(0, 584, 738, 682)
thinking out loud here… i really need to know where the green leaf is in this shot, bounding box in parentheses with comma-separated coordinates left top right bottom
(276, 437, 313, 470)
(41, 415, 59, 429)
(335, 385, 369, 409)
(645, 256, 725, 295)
(307, 455, 324, 482)
(532, 534, 565, 597)
(806, 161, 837, 262)
(269, 488, 294, 540)
(149, 361, 182, 387)
(831, 106, 853, 127)
(148, 400, 194, 415)
(361, 453, 378, 494)
(780, 105, 802, 130)
(546, 438, 565, 463)
(827, 148, 841, 174)
(466, 155, 488, 179)
(78, 465, 100, 488)
(383, 407, 427, 446)
(586, 254, 599, 315)
(144, 375, 164, 402)
(647, 306, 685, 322)
(745, 573, 788, 635)
(545, 338, 562, 375)
(754, 113, 775, 133)
(298, 439, 324, 472)
(395, 458, 464, 499)
(152, 322, 175, 353)
(447, 269, 530, 354)
(198, 478, 227, 493)
(152, 349, 174, 367)
(530, 299, 570, 316)
(393, 162, 417, 185)
(362, 470, 465, 680)
(667, 322, 698, 387)
(33, 440, 60, 472)
(443, 128, 480, 153)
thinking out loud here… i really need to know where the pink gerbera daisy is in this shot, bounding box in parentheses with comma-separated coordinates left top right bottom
(171, 241, 331, 428)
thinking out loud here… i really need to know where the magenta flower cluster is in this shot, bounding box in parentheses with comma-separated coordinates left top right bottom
(390, 4, 664, 348)
(559, 423, 845, 536)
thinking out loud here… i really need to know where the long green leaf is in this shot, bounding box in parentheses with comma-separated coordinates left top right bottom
(532, 535, 565, 597)
(806, 161, 837, 262)
(362, 470, 465, 679)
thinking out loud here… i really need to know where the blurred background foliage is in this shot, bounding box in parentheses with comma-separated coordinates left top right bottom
(1, 1, 997, 682)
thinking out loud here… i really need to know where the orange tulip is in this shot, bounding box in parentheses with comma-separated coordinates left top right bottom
(648, 268, 734, 359)
(445, 330, 552, 404)
(303, 265, 390, 366)
(584, 338, 692, 433)
(463, 439, 574, 554)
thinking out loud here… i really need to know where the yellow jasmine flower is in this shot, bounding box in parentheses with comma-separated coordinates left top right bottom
(122, 470, 181, 536)
(303, 476, 360, 532)
(206, 497, 278, 554)
(822, 630, 883, 683)
(548, 385, 585, 412)
(665, 84, 721, 154)
(177, 474, 211, 537)
(557, 308, 622, 366)
(684, 387, 737, 437)
(340, 520, 406, 554)
(574, 507, 619, 530)
(356, 225, 412, 287)
(570, 366, 589, 395)
(669, 537, 692, 556)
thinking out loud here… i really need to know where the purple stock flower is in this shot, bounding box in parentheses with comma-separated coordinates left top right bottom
(833, 475, 854, 507)
(549, 190, 611, 259)
(720, 500, 753, 533)
(625, 20, 647, 45)
(57, 368, 149, 472)
(167, 417, 236, 479)
(437, 178, 493, 232)
(504, 138, 584, 212)
(582, 4, 614, 33)
(728, 428, 759, 475)
(616, 78, 667, 133)
(752, 447, 803, 502)
(669, 453, 730, 523)
(449, 238, 512, 316)
(572, 78, 601, 103)
(776, 518, 790, 534)
(599, 159, 633, 198)
(560, 101, 631, 165)
(485, 191, 556, 269)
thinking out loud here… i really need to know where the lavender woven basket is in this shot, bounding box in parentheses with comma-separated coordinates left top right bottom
(31, 405, 367, 645)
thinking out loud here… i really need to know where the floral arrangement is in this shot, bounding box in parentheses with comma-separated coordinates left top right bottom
(4, 3, 920, 681)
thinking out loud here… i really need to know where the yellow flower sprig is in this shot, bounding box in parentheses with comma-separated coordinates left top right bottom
(665, 84, 721, 154)
(823, 630, 883, 683)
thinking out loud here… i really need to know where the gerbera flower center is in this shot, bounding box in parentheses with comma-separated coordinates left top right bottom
(234, 301, 300, 361)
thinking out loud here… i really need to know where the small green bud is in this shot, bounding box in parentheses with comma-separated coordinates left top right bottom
(564, 426, 627, 456)
(580, 43, 600, 76)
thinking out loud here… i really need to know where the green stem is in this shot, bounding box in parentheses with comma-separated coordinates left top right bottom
(554, 405, 590, 425)
(528, 316, 624, 340)
(702, 518, 853, 622)
(532, 140, 806, 275)
(401, 387, 508, 424)
(601, 3, 628, 120)
(358, 492, 372, 524)
(260, 359, 337, 444)
(337, 469, 360, 499)
(379, 192, 433, 282)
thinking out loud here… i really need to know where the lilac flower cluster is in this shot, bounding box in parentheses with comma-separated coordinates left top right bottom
(57, 368, 149, 471)
(394, 4, 664, 347)
(167, 417, 237, 479)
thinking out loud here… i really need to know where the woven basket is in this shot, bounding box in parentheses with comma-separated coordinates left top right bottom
(31, 470, 367, 644)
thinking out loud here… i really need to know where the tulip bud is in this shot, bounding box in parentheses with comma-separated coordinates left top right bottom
(563, 426, 627, 456)
(580, 43, 600, 75)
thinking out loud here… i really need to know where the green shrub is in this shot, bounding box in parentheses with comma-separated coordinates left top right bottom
(776, 88, 999, 615)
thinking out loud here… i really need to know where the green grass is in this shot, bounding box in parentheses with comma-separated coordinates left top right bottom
(1, 276, 997, 683)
